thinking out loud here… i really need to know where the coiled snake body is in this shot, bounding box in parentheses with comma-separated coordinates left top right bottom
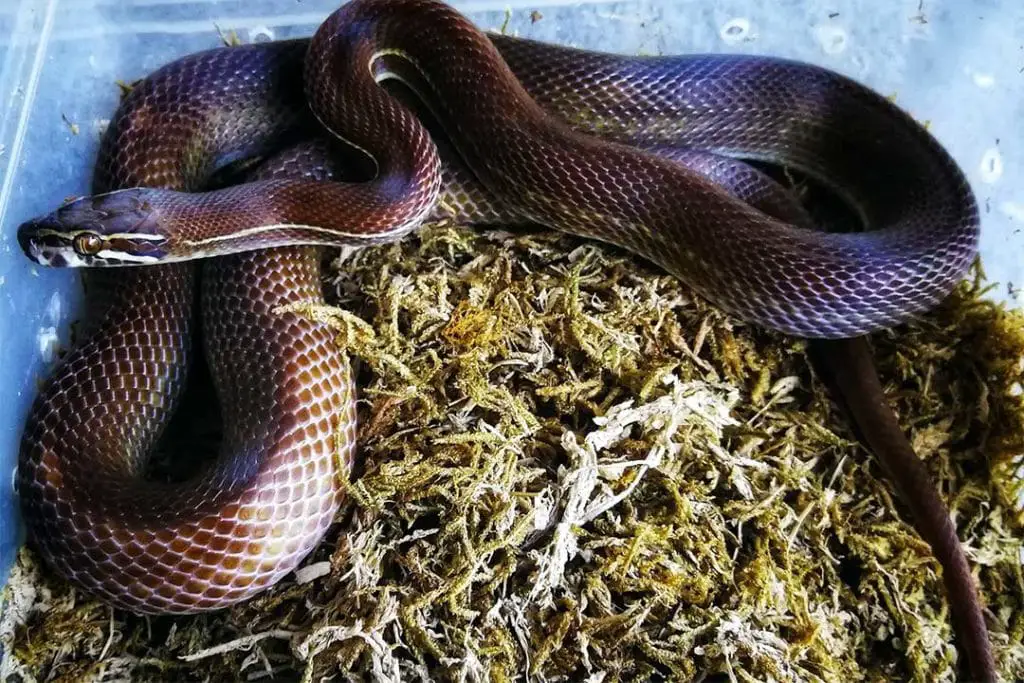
(16, 0, 992, 678)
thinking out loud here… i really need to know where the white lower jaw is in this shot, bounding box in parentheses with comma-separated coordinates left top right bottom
(95, 249, 160, 264)
(29, 245, 161, 268)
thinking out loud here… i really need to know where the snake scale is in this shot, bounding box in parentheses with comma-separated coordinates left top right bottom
(14, 0, 993, 678)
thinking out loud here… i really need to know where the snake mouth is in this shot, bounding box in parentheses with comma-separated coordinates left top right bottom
(17, 220, 81, 267)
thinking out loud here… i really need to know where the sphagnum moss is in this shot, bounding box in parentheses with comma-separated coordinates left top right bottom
(2, 223, 1023, 682)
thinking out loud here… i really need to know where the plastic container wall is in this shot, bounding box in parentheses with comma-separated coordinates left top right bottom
(1, 0, 1021, 590)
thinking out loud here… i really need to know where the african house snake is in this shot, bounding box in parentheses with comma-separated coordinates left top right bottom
(14, 0, 993, 678)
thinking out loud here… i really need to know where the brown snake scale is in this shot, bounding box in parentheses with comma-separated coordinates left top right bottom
(15, 0, 993, 678)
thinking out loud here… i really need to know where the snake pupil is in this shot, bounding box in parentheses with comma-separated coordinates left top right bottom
(73, 232, 103, 256)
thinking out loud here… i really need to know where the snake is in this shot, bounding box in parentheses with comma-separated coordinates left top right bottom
(14, 0, 993, 679)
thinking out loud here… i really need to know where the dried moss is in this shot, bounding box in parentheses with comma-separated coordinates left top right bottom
(2, 223, 1023, 682)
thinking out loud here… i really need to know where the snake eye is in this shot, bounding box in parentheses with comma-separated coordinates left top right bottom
(73, 232, 103, 256)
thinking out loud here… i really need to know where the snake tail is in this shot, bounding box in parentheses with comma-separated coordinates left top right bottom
(811, 337, 995, 682)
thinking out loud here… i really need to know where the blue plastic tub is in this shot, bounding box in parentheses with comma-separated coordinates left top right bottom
(1, 0, 1021, 597)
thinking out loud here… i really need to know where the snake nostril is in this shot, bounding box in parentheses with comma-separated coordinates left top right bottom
(15, 220, 55, 264)
(16, 223, 33, 255)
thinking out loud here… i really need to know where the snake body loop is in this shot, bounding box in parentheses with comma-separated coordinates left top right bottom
(20, 1, 978, 339)
(16, 0, 990, 678)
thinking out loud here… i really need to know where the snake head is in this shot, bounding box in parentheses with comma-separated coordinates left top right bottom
(18, 189, 170, 268)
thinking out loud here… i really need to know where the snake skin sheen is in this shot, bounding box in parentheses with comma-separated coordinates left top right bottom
(18, 249, 355, 614)
(16, 44, 361, 613)
(14, 9, 822, 615)
(15, 0, 990, 674)
(20, 1, 978, 339)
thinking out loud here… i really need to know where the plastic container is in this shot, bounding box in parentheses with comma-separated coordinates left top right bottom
(1, 0, 1020, 595)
